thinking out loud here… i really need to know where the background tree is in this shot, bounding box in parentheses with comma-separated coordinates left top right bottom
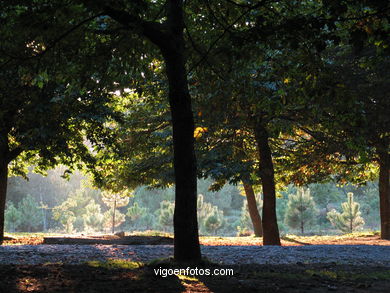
(204, 207, 224, 235)
(83, 200, 104, 232)
(0, 1, 116, 242)
(126, 202, 148, 229)
(18, 195, 42, 232)
(284, 188, 317, 234)
(4, 202, 22, 232)
(327, 192, 365, 233)
(157, 200, 175, 232)
(101, 191, 130, 233)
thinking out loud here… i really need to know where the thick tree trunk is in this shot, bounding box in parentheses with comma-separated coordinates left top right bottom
(378, 150, 390, 239)
(161, 1, 201, 262)
(254, 124, 281, 246)
(164, 53, 201, 261)
(242, 181, 263, 237)
(104, 0, 201, 262)
(0, 158, 8, 244)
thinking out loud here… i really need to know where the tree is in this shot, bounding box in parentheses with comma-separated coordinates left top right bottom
(284, 188, 317, 234)
(18, 194, 41, 232)
(126, 202, 148, 228)
(52, 187, 99, 232)
(327, 192, 365, 233)
(204, 207, 224, 235)
(0, 2, 116, 242)
(197, 194, 225, 235)
(4, 202, 22, 232)
(157, 200, 175, 232)
(239, 188, 263, 236)
(103, 209, 126, 233)
(101, 191, 129, 233)
(242, 183, 263, 237)
(83, 200, 104, 232)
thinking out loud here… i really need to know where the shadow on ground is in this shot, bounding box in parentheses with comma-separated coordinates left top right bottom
(1, 263, 390, 292)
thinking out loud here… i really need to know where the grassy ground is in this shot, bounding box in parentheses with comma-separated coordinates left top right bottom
(1, 261, 390, 292)
(2, 231, 390, 292)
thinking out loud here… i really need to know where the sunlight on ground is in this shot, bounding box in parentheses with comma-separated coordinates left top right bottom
(17, 277, 42, 291)
(86, 259, 142, 269)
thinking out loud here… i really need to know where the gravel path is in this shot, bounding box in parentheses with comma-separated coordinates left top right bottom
(1, 245, 390, 266)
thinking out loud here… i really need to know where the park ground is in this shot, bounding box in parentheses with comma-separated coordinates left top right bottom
(1, 231, 390, 292)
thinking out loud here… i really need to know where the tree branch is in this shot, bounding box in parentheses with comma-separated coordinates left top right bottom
(103, 7, 170, 50)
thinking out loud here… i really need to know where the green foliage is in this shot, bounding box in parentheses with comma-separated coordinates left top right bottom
(4, 202, 22, 232)
(204, 207, 225, 235)
(327, 192, 365, 233)
(284, 188, 318, 234)
(157, 201, 174, 231)
(102, 191, 130, 209)
(83, 200, 104, 232)
(197, 194, 225, 235)
(101, 190, 130, 232)
(52, 186, 100, 232)
(18, 194, 42, 232)
(103, 209, 126, 231)
(126, 202, 148, 226)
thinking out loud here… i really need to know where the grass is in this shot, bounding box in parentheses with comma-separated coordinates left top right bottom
(282, 231, 380, 241)
(305, 269, 390, 281)
(127, 230, 173, 237)
(86, 259, 143, 270)
(249, 268, 390, 282)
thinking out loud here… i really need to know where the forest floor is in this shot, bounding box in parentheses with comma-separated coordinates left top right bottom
(1, 262, 390, 292)
(2, 232, 390, 292)
(4, 230, 390, 246)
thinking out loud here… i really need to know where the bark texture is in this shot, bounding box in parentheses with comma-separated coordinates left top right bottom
(160, 1, 201, 261)
(379, 150, 390, 239)
(242, 181, 263, 237)
(0, 145, 8, 244)
(254, 124, 281, 246)
(104, 0, 201, 261)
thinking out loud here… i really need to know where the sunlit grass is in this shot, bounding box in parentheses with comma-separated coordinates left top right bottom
(177, 274, 199, 281)
(127, 230, 173, 237)
(283, 231, 380, 241)
(86, 259, 143, 269)
(5, 232, 61, 237)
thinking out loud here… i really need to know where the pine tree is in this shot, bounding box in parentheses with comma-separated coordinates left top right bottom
(4, 202, 22, 232)
(157, 200, 174, 231)
(52, 187, 95, 232)
(204, 207, 224, 235)
(102, 191, 130, 233)
(18, 195, 41, 232)
(126, 202, 148, 228)
(284, 188, 317, 234)
(103, 209, 126, 232)
(197, 194, 225, 235)
(83, 200, 104, 232)
(327, 192, 365, 233)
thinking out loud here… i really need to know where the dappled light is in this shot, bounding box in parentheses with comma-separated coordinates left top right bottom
(0, 0, 389, 291)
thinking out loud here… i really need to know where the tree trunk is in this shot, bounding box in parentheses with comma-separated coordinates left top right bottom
(254, 124, 281, 246)
(161, 1, 201, 262)
(103, 0, 201, 262)
(0, 159, 8, 244)
(378, 150, 390, 239)
(242, 181, 263, 237)
(112, 199, 116, 234)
